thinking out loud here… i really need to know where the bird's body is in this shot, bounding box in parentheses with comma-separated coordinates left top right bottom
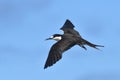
(44, 19, 104, 69)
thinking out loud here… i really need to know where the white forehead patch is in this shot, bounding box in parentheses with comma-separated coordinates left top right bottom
(50, 36, 54, 38)
(53, 36, 62, 41)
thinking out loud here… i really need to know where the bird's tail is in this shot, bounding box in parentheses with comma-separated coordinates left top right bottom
(83, 39, 104, 50)
(78, 38, 104, 50)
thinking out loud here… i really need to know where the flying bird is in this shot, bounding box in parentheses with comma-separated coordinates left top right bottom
(44, 19, 104, 69)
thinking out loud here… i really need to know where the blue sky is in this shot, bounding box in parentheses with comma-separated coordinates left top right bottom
(0, 0, 120, 80)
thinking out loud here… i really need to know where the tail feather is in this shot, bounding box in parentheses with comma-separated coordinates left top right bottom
(84, 39, 104, 50)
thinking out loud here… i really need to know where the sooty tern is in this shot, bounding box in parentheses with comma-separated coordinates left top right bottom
(44, 19, 104, 69)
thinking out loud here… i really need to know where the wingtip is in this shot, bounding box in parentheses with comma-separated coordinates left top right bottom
(66, 19, 70, 22)
(44, 65, 49, 69)
(44, 67, 47, 69)
(60, 19, 75, 30)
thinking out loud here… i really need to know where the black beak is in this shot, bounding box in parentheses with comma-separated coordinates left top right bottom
(45, 38, 52, 40)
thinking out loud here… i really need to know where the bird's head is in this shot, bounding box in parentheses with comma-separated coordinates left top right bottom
(46, 34, 62, 41)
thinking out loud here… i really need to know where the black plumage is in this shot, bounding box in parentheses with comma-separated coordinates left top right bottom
(44, 19, 104, 69)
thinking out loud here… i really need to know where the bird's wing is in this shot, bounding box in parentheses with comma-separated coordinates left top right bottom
(60, 19, 81, 36)
(60, 19, 75, 29)
(44, 38, 75, 69)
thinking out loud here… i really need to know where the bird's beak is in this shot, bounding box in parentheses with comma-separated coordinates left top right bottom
(45, 38, 52, 40)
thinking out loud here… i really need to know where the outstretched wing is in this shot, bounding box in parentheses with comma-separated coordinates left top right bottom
(44, 38, 75, 69)
(60, 19, 75, 29)
(60, 19, 80, 36)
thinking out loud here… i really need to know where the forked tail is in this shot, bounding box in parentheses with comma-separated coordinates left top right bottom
(78, 39, 104, 50)
(83, 39, 104, 50)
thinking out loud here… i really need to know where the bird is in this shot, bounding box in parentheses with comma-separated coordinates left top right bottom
(44, 19, 104, 69)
